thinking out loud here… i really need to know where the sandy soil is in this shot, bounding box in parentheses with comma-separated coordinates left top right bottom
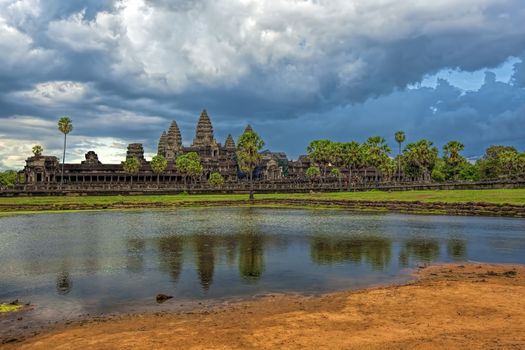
(5, 263, 525, 350)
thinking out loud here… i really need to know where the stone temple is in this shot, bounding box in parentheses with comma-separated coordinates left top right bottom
(20, 110, 311, 186)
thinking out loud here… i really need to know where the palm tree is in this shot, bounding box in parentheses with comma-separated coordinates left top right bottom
(58, 117, 73, 186)
(307, 140, 332, 180)
(237, 130, 265, 200)
(122, 156, 140, 188)
(150, 155, 168, 186)
(341, 141, 361, 188)
(366, 136, 391, 182)
(32, 145, 43, 157)
(395, 131, 406, 181)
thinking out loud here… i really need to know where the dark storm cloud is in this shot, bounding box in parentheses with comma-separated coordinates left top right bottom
(1, 0, 525, 167)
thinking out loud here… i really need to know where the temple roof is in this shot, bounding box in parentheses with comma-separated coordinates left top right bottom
(244, 124, 253, 133)
(224, 134, 235, 149)
(192, 109, 216, 147)
(167, 121, 182, 147)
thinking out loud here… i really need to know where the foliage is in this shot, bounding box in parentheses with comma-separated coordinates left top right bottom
(478, 145, 518, 179)
(330, 167, 341, 177)
(377, 156, 396, 182)
(122, 156, 140, 176)
(394, 131, 406, 146)
(150, 155, 168, 174)
(0, 303, 22, 313)
(58, 116, 73, 135)
(208, 172, 225, 187)
(32, 145, 43, 157)
(176, 152, 203, 182)
(442, 141, 466, 181)
(458, 162, 481, 181)
(431, 158, 447, 182)
(237, 131, 265, 175)
(0, 170, 17, 186)
(306, 140, 332, 175)
(306, 166, 321, 180)
(402, 139, 438, 182)
(237, 130, 265, 200)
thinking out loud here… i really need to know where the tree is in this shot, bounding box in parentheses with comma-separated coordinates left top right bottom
(0, 170, 17, 186)
(122, 156, 140, 188)
(394, 131, 406, 181)
(307, 140, 332, 180)
(32, 145, 43, 157)
(366, 136, 391, 182)
(403, 140, 438, 182)
(150, 155, 168, 186)
(478, 145, 518, 179)
(208, 172, 225, 188)
(237, 130, 265, 200)
(58, 116, 73, 186)
(306, 166, 321, 182)
(378, 156, 396, 183)
(330, 167, 342, 189)
(341, 141, 361, 187)
(499, 150, 520, 178)
(443, 141, 466, 181)
(176, 152, 202, 187)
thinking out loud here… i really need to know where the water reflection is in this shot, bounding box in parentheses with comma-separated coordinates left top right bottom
(1, 209, 523, 305)
(310, 235, 391, 270)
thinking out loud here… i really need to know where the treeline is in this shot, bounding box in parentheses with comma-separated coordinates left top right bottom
(305, 132, 525, 183)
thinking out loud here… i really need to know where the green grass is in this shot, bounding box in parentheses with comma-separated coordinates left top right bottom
(0, 189, 524, 207)
(0, 303, 22, 313)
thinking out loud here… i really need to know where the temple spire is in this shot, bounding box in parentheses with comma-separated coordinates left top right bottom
(165, 121, 182, 160)
(224, 134, 235, 149)
(157, 131, 167, 156)
(244, 124, 253, 133)
(192, 109, 216, 147)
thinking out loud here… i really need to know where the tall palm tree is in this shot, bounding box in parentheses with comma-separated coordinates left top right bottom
(395, 131, 406, 181)
(237, 130, 265, 200)
(58, 117, 73, 186)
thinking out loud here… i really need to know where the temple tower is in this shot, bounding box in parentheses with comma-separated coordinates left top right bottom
(165, 121, 183, 160)
(157, 131, 167, 156)
(244, 124, 253, 133)
(224, 134, 235, 150)
(126, 143, 146, 163)
(192, 110, 217, 147)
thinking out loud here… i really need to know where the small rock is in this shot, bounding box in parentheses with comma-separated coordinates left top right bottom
(156, 294, 173, 303)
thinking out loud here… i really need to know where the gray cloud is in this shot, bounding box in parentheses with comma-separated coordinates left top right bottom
(1, 0, 525, 168)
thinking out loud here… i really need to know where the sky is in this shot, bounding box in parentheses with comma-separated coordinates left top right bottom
(1, 0, 525, 169)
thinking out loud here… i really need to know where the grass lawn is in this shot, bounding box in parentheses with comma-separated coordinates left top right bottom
(0, 188, 524, 206)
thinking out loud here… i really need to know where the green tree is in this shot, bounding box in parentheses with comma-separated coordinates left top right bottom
(403, 140, 438, 182)
(341, 141, 361, 186)
(208, 172, 225, 187)
(176, 152, 202, 187)
(458, 162, 481, 181)
(330, 167, 342, 189)
(431, 158, 447, 182)
(478, 145, 518, 179)
(306, 140, 332, 180)
(32, 145, 43, 157)
(122, 156, 140, 188)
(499, 150, 520, 178)
(443, 141, 466, 181)
(394, 131, 406, 180)
(58, 116, 73, 186)
(150, 155, 168, 186)
(366, 136, 391, 182)
(0, 170, 18, 186)
(237, 130, 265, 200)
(378, 156, 396, 183)
(306, 166, 321, 182)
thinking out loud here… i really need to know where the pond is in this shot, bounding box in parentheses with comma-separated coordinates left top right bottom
(1, 208, 524, 327)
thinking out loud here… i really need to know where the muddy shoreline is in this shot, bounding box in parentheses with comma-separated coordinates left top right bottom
(3, 263, 525, 349)
(2, 198, 525, 217)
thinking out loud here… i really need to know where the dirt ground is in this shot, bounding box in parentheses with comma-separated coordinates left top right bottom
(5, 263, 525, 350)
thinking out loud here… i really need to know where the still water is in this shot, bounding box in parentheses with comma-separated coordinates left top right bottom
(1, 208, 524, 320)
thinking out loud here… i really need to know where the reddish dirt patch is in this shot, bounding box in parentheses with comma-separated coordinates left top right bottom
(6, 263, 525, 349)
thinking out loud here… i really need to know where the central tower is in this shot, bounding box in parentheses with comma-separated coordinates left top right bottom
(192, 109, 217, 147)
